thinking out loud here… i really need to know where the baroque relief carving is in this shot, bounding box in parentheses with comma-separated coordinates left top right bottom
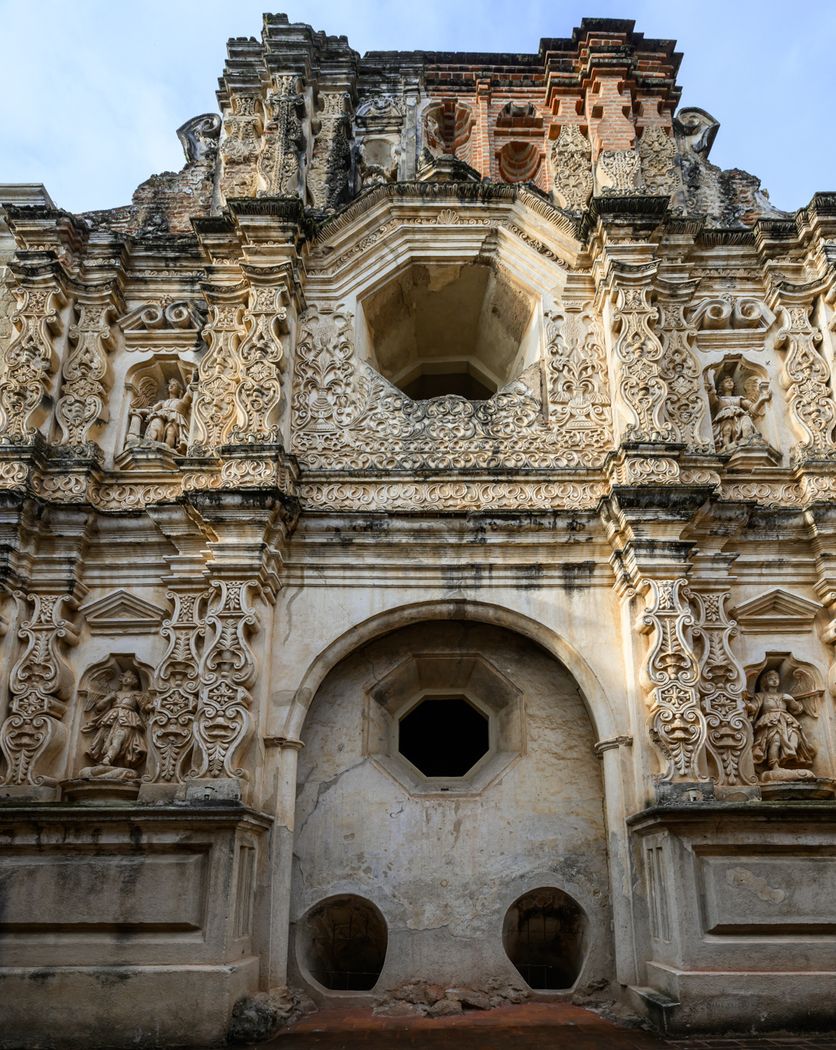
(308, 91, 352, 210)
(611, 277, 670, 442)
(117, 299, 206, 353)
(258, 75, 305, 197)
(640, 579, 706, 782)
(655, 294, 705, 447)
(0, 280, 66, 443)
(291, 304, 613, 471)
(231, 284, 286, 444)
(219, 93, 263, 199)
(54, 299, 116, 450)
(692, 590, 756, 786)
(125, 369, 194, 456)
(550, 125, 593, 210)
(190, 294, 246, 454)
(704, 362, 771, 453)
(745, 657, 823, 784)
(78, 661, 154, 782)
(775, 302, 836, 461)
(639, 126, 678, 197)
(148, 591, 204, 783)
(0, 593, 79, 787)
(596, 149, 643, 195)
(193, 580, 259, 780)
(688, 296, 775, 332)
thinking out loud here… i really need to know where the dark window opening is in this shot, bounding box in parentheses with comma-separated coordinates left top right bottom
(302, 895, 387, 991)
(503, 888, 587, 990)
(398, 695, 489, 777)
(401, 370, 495, 401)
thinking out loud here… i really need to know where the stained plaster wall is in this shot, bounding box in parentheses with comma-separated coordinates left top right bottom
(289, 620, 613, 995)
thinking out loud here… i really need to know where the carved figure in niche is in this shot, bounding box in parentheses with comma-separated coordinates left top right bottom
(127, 376, 193, 455)
(746, 668, 816, 782)
(81, 670, 153, 781)
(705, 368, 770, 452)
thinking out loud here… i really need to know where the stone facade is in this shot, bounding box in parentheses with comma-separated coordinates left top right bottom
(1, 14, 835, 1046)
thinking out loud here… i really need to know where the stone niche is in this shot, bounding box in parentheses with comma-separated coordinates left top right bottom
(289, 620, 612, 1000)
(356, 261, 539, 400)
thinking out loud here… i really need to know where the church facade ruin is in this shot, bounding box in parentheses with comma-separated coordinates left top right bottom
(0, 15, 835, 1046)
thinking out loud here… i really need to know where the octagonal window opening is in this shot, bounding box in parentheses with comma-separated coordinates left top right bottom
(398, 694, 490, 779)
(358, 261, 539, 402)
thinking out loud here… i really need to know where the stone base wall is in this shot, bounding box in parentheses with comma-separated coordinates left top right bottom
(0, 805, 272, 1049)
(629, 804, 836, 1033)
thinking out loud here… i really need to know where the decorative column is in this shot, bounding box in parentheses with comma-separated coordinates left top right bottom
(190, 284, 247, 454)
(654, 276, 705, 448)
(774, 286, 836, 463)
(0, 592, 79, 795)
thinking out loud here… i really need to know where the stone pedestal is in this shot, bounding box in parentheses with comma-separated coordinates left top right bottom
(0, 803, 272, 1049)
(628, 802, 836, 1033)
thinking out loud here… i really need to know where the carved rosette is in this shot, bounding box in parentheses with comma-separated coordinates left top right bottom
(0, 593, 79, 786)
(550, 124, 593, 210)
(192, 580, 258, 780)
(611, 276, 671, 442)
(308, 91, 352, 210)
(776, 302, 836, 461)
(692, 590, 756, 786)
(641, 579, 706, 782)
(0, 279, 66, 443)
(147, 592, 204, 783)
(231, 285, 286, 444)
(190, 293, 246, 454)
(55, 298, 116, 449)
(219, 93, 263, 199)
(258, 75, 305, 196)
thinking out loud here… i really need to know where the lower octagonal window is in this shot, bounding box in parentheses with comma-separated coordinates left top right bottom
(398, 695, 490, 778)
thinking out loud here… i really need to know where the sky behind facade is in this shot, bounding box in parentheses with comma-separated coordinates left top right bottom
(1, 0, 833, 215)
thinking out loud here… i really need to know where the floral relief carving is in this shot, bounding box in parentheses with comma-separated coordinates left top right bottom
(0, 281, 66, 443)
(291, 304, 613, 471)
(219, 93, 263, 199)
(655, 297, 706, 448)
(775, 303, 836, 461)
(692, 590, 756, 787)
(147, 592, 204, 783)
(612, 280, 670, 442)
(231, 285, 286, 443)
(192, 580, 259, 780)
(190, 298, 246, 454)
(258, 75, 305, 197)
(0, 593, 79, 787)
(639, 126, 678, 197)
(308, 91, 352, 210)
(550, 124, 593, 210)
(641, 579, 706, 782)
(55, 300, 116, 449)
(596, 149, 643, 195)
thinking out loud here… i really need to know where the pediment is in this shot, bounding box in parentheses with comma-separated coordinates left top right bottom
(303, 182, 582, 296)
(80, 589, 168, 635)
(733, 588, 821, 633)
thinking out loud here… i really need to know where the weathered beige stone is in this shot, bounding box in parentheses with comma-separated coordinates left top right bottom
(0, 12, 835, 1048)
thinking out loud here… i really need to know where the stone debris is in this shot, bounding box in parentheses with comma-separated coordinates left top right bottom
(374, 978, 529, 1018)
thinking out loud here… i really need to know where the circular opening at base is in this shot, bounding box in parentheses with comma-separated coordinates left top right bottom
(300, 894, 388, 991)
(502, 888, 587, 990)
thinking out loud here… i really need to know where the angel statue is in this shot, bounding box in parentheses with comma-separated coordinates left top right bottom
(746, 668, 817, 782)
(704, 370, 771, 452)
(80, 669, 153, 780)
(126, 376, 192, 455)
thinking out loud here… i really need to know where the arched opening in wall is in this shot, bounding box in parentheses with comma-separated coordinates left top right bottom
(497, 141, 541, 183)
(299, 895, 388, 991)
(503, 888, 587, 990)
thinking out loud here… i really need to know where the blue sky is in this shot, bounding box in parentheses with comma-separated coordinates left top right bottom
(1, 0, 833, 214)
